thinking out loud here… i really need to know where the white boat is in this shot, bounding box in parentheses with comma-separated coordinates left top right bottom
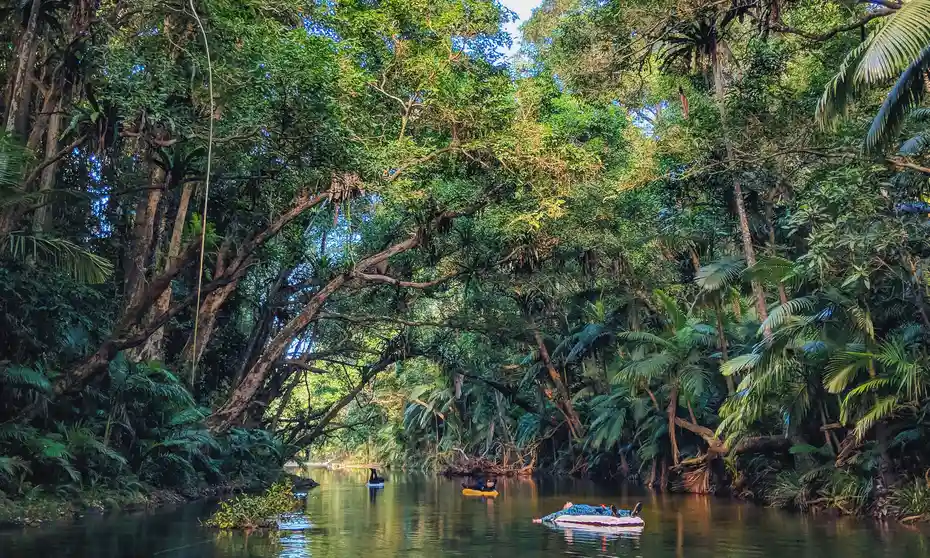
(552, 515, 645, 528)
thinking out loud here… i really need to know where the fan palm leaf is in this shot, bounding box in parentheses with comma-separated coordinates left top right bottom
(696, 255, 745, 293)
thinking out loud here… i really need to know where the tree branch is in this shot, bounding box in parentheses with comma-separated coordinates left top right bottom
(354, 270, 462, 289)
(767, 9, 894, 41)
(885, 157, 930, 175)
(23, 134, 88, 187)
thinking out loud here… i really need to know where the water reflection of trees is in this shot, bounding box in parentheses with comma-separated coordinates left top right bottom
(199, 471, 930, 558)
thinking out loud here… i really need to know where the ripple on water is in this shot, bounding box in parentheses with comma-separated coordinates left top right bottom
(277, 513, 313, 531)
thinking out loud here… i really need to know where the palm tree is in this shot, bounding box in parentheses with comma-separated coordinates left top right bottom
(718, 288, 885, 454)
(828, 324, 930, 442)
(656, 4, 771, 326)
(616, 289, 719, 465)
(817, 0, 930, 152)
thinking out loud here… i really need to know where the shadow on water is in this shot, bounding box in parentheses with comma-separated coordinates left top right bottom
(2, 469, 929, 557)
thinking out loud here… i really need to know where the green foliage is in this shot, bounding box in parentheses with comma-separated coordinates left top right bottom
(817, 0, 930, 150)
(4, 0, 930, 526)
(205, 479, 299, 530)
(890, 478, 930, 519)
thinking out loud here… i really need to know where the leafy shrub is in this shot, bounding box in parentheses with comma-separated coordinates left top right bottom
(0, 354, 285, 514)
(890, 478, 930, 519)
(205, 480, 300, 530)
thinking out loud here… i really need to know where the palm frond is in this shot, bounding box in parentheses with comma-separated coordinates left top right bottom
(654, 289, 687, 331)
(721, 352, 761, 376)
(746, 255, 796, 284)
(0, 456, 30, 478)
(0, 134, 27, 187)
(899, 131, 930, 155)
(0, 364, 52, 392)
(695, 255, 745, 293)
(759, 296, 817, 334)
(853, 395, 899, 440)
(3, 234, 114, 284)
(865, 47, 930, 152)
(857, 0, 930, 84)
(620, 352, 676, 382)
(816, 41, 870, 127)
(616, 330, 672, 348)
(825, 352, 869, 394)
(846, 377, 892, 398)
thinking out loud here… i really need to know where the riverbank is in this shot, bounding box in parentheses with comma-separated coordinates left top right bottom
(0, 473, 318, 527)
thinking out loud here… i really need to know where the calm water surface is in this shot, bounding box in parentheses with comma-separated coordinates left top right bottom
(2, 470, 928, 557)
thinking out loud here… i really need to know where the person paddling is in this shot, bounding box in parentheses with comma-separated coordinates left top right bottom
(462, 476, 497, 492)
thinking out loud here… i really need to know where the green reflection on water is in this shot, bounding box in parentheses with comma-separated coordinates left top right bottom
(2, 469, 928, 557)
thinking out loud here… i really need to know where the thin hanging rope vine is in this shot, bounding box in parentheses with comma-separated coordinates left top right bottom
(189, 0, 214, 388)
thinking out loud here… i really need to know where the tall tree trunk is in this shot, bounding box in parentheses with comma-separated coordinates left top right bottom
(667, 384, 680, 466)
(714, 301, 735, 394)
(134, 182, 193, 361)
(764, 203, 789, 305)
(180, 282, 237, 367)
(32, 97, 62, 231)
(26, 68, 59, 151)
(819, 402, 836, 454)
(124, 165, 167, 312)
(5, 0, 42, 137)
(710, 35, 769, 332)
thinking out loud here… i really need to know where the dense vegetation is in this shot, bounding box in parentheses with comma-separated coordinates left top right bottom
(2, 0, 930, 522)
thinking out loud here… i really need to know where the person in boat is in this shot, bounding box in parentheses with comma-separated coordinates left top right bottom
(532, 502, 641, 523)
(368, 468, 385, 484)
(462, 476, 497, 492)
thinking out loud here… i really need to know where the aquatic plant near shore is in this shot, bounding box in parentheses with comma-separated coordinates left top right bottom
(205, 480, 300, 530)
(890, 477, 930, 521)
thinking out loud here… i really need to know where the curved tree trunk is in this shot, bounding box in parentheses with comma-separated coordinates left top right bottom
(531, 326, 583, 438)
(207, 209, 468, 432)
(206, 273, 348, 432)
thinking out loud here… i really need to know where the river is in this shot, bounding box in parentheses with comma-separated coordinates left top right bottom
(2, 469, 927, 557)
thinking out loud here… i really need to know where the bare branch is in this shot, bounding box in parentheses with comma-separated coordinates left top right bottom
(354, 270, 462, 289)
(767, 9, 894, 41)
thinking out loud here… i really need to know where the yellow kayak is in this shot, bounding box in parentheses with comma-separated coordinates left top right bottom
(462, 488, 499, 497)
